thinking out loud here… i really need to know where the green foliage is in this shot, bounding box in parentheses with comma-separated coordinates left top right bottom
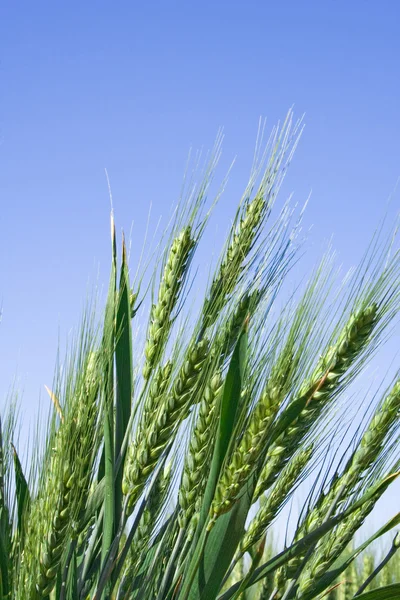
(1, 112, 400, 600)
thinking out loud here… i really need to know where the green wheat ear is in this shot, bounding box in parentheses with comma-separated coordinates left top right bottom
(297, 500, 376, 599)
(143, 227, 195, 380)
(208, 363, 289, 529)
(256, 303, 378, 497)
(178, 370, 223, 529)
(36, 466, 74, 596)
(299, 378, 400, 541)
(16, 347, 100, 599)
(240, 445, 313, 556)
(204, 194, 266, 326)
(123, 339, 209, 510)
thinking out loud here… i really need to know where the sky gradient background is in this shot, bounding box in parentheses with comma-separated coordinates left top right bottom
(1, 0, 400, 543)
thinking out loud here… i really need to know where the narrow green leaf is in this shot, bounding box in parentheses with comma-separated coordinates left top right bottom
(350, 584, 400, 599)
(114, 238, 133, 521)
(100, 212, 117, 596)
(197, 487, 254, 600)
(11, 443, 30, 547)
(66, 548, 78, 600)
(94, 458, 166, 600)
(199, 322, 248, 537)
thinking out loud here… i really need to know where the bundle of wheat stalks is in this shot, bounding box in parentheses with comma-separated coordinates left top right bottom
(1, 111, 400, 600)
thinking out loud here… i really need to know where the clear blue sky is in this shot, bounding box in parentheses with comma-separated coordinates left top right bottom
(1, 0, 400, 537)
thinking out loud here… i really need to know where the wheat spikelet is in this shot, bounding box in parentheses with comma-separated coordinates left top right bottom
(39, 375, 99, 595)
(135, 462, 171, 551)
(144, 361, 174, 420)
(123, 339, 209, 510)
(69, 351, 101, 530)
(17, 417, 72, 598)
(341, 379, 400, 483)
(344, 562, 358, 599)
(257, 576, 275, 600)
(380, 561, 392, 587)
(143, 227, 195, 379)
(349, 562, 359, 598)
(121, 360, 172, 507)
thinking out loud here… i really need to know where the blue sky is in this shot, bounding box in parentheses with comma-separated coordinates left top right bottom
(1, 0, 400, 537)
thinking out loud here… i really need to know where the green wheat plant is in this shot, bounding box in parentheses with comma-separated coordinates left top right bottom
(2, 111, 400, 600)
